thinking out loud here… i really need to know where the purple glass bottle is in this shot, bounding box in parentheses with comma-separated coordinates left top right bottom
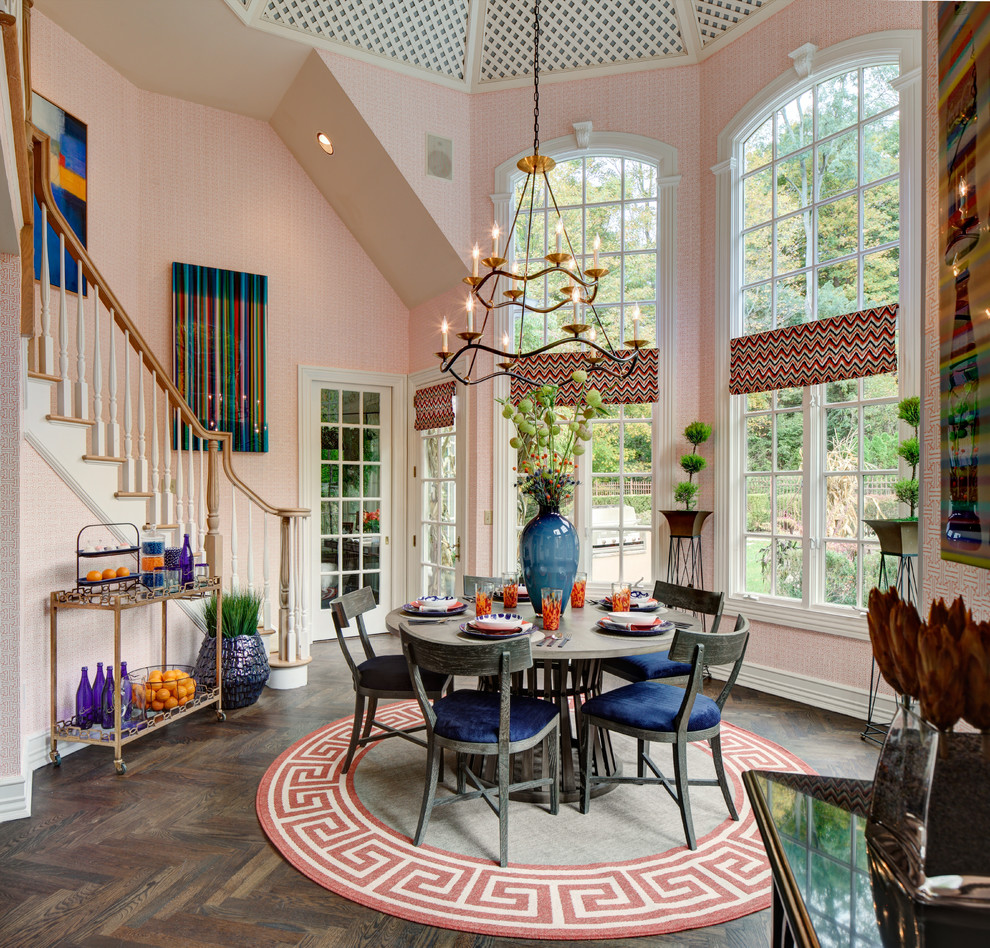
(75, 666, 94, 729)
(119, 661, 132, 723)
(101, 664, 116, 729)
(179, 533, 194, 587)
(92, 662, 105, 717)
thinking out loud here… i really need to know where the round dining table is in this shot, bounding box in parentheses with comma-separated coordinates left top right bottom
(385, 601, 701, 803)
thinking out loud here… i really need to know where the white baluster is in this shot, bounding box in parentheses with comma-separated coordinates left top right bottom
(121, 330, 133, 492)
(38, 205, 54, 375)
(198, 441, 206, 554)
(300, 517, 310, 660)
(90, 288, 105, 456)
(286, 516, 297, 662)
(160, 396, 173, 525)
(105, 314, 120, 456)
(175, 407, 185, 542)
(135, 358, 148, 491)
(262, 513, 271, 631)
(72, 259, 87, 418)
(186, 432, 196, 550)
(55, 233, 70, 413)
(247, 502, 255, 594)
(149, 372, 160, 525)
(230, 487, 240, 590)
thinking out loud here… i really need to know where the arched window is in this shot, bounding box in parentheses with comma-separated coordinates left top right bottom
(713, 33, 922, 637)
(490, 132, 678, 587)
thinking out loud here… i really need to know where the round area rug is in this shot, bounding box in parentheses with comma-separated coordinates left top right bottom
(257, 700, 814, 940)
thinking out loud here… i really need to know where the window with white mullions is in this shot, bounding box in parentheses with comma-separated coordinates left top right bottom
(420, 425, 457, 597)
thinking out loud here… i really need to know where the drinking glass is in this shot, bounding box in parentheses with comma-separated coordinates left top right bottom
(571, 571, 587, 608)
(501, 572, 519, 609)
(541, 588, 563, 632)
(611, 581, 631, 612)
(475, 581, 494, 617)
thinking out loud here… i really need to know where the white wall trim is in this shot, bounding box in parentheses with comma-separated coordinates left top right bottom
(0, 741, 29, 823)
(709, 660, 897, 724)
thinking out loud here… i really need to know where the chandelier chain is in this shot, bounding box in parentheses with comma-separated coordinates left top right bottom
(532, 0, 540, 154)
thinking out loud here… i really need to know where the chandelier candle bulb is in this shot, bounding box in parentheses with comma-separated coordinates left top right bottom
(492, 222, 500, 257)
(441, 319, 449, 353)
(472, 244, 480, 278)
(466, 296, 474, 332)
(593, 234, 600, 269)
(556, 218, 563, 254)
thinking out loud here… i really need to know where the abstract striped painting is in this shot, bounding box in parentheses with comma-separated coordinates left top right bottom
(173, 262, 268, 453)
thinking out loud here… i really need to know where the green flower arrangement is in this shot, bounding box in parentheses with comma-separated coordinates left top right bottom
(894, 396, 920, 519)
(498, 371, 608, 509)
(674, 421, 712, 510)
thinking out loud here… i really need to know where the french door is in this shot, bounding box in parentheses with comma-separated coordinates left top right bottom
(306, 375, 395, 639)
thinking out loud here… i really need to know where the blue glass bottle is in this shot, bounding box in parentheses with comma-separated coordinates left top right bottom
(101, 663, 116, 729)
(119, 661, 132, 723)
(92, 662, 105, 717)
(179, 533, 194, 587)
(75, 666, 94, 729)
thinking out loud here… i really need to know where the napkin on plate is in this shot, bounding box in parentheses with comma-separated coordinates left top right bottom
(412, 597, 462, 611)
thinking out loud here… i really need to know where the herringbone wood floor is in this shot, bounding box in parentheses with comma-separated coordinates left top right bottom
(0, 638, 879, 948)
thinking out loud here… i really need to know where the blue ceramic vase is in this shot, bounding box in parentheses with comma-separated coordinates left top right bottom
(519, 505, 579, 615)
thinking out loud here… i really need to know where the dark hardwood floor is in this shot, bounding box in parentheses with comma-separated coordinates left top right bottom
(0, 637, 878, 948)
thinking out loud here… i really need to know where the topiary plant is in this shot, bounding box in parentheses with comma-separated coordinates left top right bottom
(894, 395, 920, 519)
(675, 421, 712, 510)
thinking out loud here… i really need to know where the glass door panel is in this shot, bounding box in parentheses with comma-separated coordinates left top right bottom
(419, 426, 457, 597)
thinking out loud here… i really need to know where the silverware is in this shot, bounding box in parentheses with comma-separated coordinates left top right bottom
(405, 616, 460, 623)
(535, 634, 554, 646)
(556, 635, 571, 648)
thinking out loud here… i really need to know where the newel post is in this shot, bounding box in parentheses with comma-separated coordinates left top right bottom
(203, 438, 223, 579)
(279, 514, 291, 661)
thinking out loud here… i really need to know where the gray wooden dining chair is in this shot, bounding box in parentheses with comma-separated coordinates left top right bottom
(581, 614, 750, 850)
(331, 587, 447, 773)
(463, 575, 500, 597)
(401, 627, 560, 867)
(602, 580, 725, 684)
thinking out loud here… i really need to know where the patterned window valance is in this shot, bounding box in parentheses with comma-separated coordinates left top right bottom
(414, 380, 455, 430)
(509, 349, 659, 405)
(729, 304, 898, 395)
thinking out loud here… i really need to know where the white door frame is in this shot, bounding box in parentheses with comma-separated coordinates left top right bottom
(406, 366, 470, 599)
(298, 365, 408, 638)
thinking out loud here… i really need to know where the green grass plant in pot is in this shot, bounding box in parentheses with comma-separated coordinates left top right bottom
(866, 396, 920, 563)
(194, 589, 270, 709)
(662, 421, 713, 538)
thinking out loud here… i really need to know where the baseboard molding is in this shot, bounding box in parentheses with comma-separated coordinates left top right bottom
(710, 660, 898, 725)
(0, 742, 31, 823)
(26, 728, 87, 773)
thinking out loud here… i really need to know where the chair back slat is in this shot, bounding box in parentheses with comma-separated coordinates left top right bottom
(667, 623, 747, 666)
(463, 575, 499, 597)
(331, 587, 378, 665)
(401, 629, 533, 678)
(652, 580, 724, 631)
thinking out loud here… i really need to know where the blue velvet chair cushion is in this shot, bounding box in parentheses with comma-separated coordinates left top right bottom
(357, 655, 445, 693)
(604, 650, 693, 682)
(582, 681, 721, 733)
(433, 689, 558, 744)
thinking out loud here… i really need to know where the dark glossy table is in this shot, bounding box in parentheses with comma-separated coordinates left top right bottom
(744, 771, 990, 948)
(387, 603, 699, 802)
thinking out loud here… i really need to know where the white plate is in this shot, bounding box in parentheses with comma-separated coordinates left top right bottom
(459, 620, 534, 639)
(472, 613, 526, 631)
(607, 611, 662, 627)
(405, 597, 467, 614)
(597, 618, 674, 637)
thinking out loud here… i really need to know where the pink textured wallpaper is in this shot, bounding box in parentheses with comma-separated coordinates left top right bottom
(1, 253, 21, 779)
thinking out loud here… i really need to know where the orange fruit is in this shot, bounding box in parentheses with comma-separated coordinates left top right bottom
(178, 696, 190, 706)
(155, 687, 171, 702)
(149, 670, 163, 682)
(115, 566, 130, 577)
(86, 570, 102, 582)
(101, 568, 116, 580)
(163, 670, 177, 682)
(151, 700, 164, 711)
(164, 697, 178, 710)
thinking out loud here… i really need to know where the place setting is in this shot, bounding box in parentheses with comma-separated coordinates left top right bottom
(592, 582, 661, 613)
(400, 595, 469, 621)
(458, 612, 535, 640)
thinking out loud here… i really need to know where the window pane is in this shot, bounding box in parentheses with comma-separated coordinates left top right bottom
(593, 425, 620, 473)
(817, 129, 858, 200)
(747, 391, 771, 411)
(826, 378, 858, 403)
(745, 167, 773, 228)
(817, 194, 859, 261)
(775, 538, 803, 598)
(864, 180, 899, 248)
(624, 477, 651, 526)
(623, 201, 656, 250)
(623, 252, 656, 302)
(776, 476, 803, 534)
(342, 464, 360, 498)
(321, 464, 338, 498)
(586, 156, 622, 203)
(632, 304, 656, 347)
(745, 537, 772, 592)
(321, 426, 339, 461)
(745, 224, 772, 284)
(342, 390, 360, 423)
(594, 259, 621, 304)
(777, 387, 803, 409)
(825, 541, 858, 604)
(363, 391, 380, 425)
(864, 112, 899, 184)
(776, 147, 813, 215)
(363, 464, 380, 498)
(863, 65, 899, 118)
(747, 416, 773, 471)
(747, 476, 772, 532)
(776, 412, 803, 470)
(863, 403, 898, 469)
(321, 389, 339, 423)
(861, 545, 882, 604)
(745, 117, 773, 172)
(624, 421, 652, 472)
(562, 207, 583, 255)
(826, 475, 859, 537)
(587, 204, 621, 253)
(744, 283, 772, 334)
(776, 273, 812, 327)
(554, 158, 584, 205)
(817, 71, 859, 138)
(826, 408, 858, 470)
(863, 246, 899, 308)
(342, 427, 359, 461)
(864, 473, 898, 520)
(816, 259, 858, 318)
(624, 159, 656, 200)
(363, 428, 380, 462)
(864, 371, 897, 400)
(776, 211, 811, 274)
(777, 90, 814, 156)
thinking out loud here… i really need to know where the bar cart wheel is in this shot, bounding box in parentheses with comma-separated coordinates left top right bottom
(114, 759, 126, 775)
(217, 710, 227, 722)
(50, 751, 61, 766)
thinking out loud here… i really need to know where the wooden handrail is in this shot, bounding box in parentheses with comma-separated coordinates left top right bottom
(31, 130, 308, 522)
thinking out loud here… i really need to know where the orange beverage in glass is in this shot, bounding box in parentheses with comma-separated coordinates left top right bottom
(501, 572, 518, 609)
(611, 581, 631, 612)
(476, 582, 494, 617)
(571, 571, 587, 608)
(541, 588, 563, 631)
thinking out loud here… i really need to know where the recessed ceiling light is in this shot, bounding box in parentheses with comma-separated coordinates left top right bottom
(317, 132, 334, 155)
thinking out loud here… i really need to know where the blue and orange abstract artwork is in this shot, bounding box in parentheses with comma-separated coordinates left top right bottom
(32, 93, 87, 293)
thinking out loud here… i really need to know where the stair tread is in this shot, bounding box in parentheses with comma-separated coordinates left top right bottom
(269, 656, 313, 668)
(115, 491, 154, 498)
(28, 370, 60, 383)
(46, 414, 95, 427)
(82, 454, 126, 464)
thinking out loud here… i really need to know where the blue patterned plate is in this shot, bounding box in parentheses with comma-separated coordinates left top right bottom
(472, 613, 527, 631)
(403, 597, 468, 616)
(596, 618, 674, 637)
(459, 620, 534, 639)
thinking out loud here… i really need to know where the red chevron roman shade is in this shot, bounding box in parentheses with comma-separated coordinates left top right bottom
(413, 381, 455, 430)
(729, 304, 898, 395)
(509, 348, 659, 405)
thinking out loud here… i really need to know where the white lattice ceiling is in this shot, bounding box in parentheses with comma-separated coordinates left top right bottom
(229, 0, 789, 89)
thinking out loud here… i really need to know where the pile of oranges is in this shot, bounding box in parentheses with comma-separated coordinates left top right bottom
(133, 668, 196, 713)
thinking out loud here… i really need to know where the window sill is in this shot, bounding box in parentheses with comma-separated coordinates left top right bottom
(724, 594, 869, 641)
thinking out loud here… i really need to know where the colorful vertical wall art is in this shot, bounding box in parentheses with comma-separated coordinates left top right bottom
(940, 3, 990, 566)
(173, 263, 268, 453)
(32, 93, 86, 293)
